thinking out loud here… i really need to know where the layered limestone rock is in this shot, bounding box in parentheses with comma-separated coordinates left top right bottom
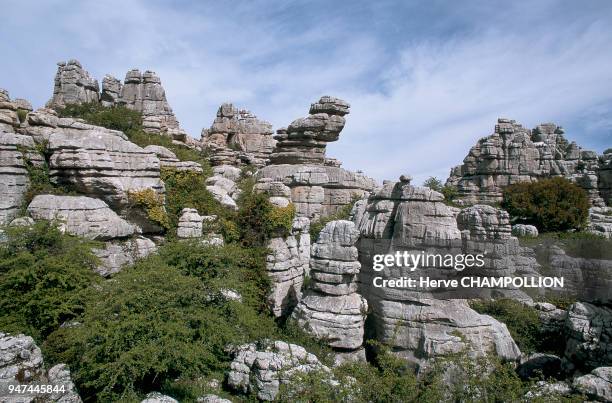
(352, 179, 524, 366)
(599, 153, 612, 205)
(27, 195, 135, 240)
(447, 119, 606, 206)
(143, 145, 203, 173)
(201, 103, 275, 167)
(176, 208, 213, 239)
(227, 341, 332, 401)
(589, 206, 612, 238)
(0, 332, 81, 402)
(0, 89, 21, 132)
(563, 302, 612, 372)
(266, 217, 311, 317)
(258, 97, 376, 220)
(118, 69, 183, 138)
(0, 132, 43, 225)
(47, 59, 99, 108)
(92, 236, 157, 277)
(292, 220, 367, 361)
(573, 367, 612, 402)
(100, 75, 122, 107)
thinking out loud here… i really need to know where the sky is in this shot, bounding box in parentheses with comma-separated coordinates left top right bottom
(1, 0, 612, 184)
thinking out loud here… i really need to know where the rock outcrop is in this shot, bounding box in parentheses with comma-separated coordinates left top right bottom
(0, 332, 81, 402)
(47, 59, 99, 108)
(573, 367, 612, 402)
(352, 179, 524, 366)
(292, 220, 367, 361)
(27, 195, 135, 240)
(201, 103, 275, 167)
(563, 302, 612, 372)
(447, 119, 607, 207)
(258, 97, 376, 220)
(92, 236, 157, 277)
(589, 206, 612, 238)
(0, 89, 22, 132)
(144, 145, 203, 173)
(266, 217, 311, 317)
(227, 341, 332, 401)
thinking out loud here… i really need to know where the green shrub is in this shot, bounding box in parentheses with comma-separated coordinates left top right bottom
(502, 177, 589, 232)
(237, 192, 295, 247)
(423, 176, 444, 192)
(422, 177, 458, 206)
(56, 103, 143, 134)
(127, 188, 170, 230)
(469, 299, 564, 355)
(16, 109, 28, 123)
(310, 197, 359, 240)
(0, 221, 100, 341)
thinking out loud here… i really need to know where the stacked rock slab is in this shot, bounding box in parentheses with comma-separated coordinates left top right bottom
(352, 178, 523, 367)
(144, 145, 203, 173)
(47, 59, 99, 107)
(447, 119, 606, 206)
(0, 332, 81, 402)
(599, 152, 612, 205)
(258, 97, 377, 220)
(0, 89, 21, 132)
(227, 341, 332, 401)
(201, 103, 276, 167)
(292, 220, 368, 362)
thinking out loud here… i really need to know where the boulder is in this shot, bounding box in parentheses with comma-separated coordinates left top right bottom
(141, 392, 178, 403)
(197, 395, 232, 403)
(47, 59, 99, 108)
(563, 302, 612, 372)
(573, 367, 612, 402)
(144, 145, 203, 173)
(27, 195, 134, 240)
(92, 236, 157, 277)
(227, 341, 332, 401)
(517, 353, 562, 380)
(512, 224, 539, 238)
(589, 206, 612, 238)
(176, 208, 204, 238)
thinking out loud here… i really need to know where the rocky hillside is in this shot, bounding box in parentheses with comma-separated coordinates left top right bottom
(1, 59, 611, 402)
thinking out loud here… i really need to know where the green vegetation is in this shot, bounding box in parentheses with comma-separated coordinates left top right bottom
(422, 176, 459, 206)
(16, 109, 28, 123)
(237, 192, 295, 247)
(470, 298, 564, 355)
(128, 188, 171, 230)
(519, 230, 612, 260)
(309, 196, 359, 240)
(0, 221, 100, 341)
(502, 177, 589, 232)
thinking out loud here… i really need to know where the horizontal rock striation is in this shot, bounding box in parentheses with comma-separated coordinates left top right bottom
(92, 236, 157, 277)
(292, 220, 368, 358)
(47, 59, 99, 108)
(447, 119, 607, 206)
(201, 103, 275, 167)
(258, 97, 377, 220)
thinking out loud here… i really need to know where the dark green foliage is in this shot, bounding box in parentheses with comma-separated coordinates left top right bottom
(470, 299, 564, 355)
(16, 109, 28, 123)
(44, 241, 278, 401)
(422, 177, 458, 206)
(309, 197, 359, 240)
(502, 177, 589, 232)
(423, 176, 443, 192)
(237, 192, 295, 247)
(0, 221, 99, 341)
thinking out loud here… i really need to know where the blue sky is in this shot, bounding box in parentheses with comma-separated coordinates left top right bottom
(1, 0, 611, 184)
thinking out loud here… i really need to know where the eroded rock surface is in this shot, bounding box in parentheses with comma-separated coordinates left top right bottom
(93, 236, 157, 277)
(47, 59, 99, 108)
(292, 220, 367, 357)
(447, 119, 607, 206)
(563, 302, 612, 372)
(573, 366, 612, 402)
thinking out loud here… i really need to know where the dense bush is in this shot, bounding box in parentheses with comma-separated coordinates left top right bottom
(237, 192, 295, 247)
(422, 176, 459, 206)
(470, 299, 564, 355)
(502, 177, 589, 232)
(0, 221, 99, 341)
(127, 188, 171, 230)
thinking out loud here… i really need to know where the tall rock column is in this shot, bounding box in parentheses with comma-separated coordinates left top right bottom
(47, 59, 100, 108)
(292, 220, 368, 363)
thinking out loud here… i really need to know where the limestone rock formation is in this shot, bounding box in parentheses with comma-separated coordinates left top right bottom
(0, 332, 81, 402)
(141, 392, 178, 403)
(563, 302, 612, 372)
(265, 217, 311, 317)
(27, 195, 135, 240)
(292, 220, 367, 359)
(599, 153, 612, 205)
(0, 132, 43, 225)
(447, 119, 607, 206)
(0, 89, 21, 132)
(100, 75, 122, 107)
(258, 97, 376, 220)
(144, 145, 203, 173)
(352, 180, 524, 366)
(47, 59, 99, 108)
(589, 206, 612, 238)
(201, 103, 275, 167)
(227, 341, 332, 401)
(93, 236, 157, 277)
(512, 224, 539, 238)
(573, 367, 612, 402)
(176, 208, 205, 238)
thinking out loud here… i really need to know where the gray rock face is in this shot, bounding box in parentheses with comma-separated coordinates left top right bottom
(292, 220, 368, 352)
(353, 180, 524, 366)
(176, 208, 204, 238)
(564, 302, 612, 372)
(197, 395, 232, 403)
(0, 132, 43, 225)
(27, 195, 135, 240)
(599, 153, 612, 206)
(589, 206, 612, 238)
(447, 119, 607, 206)
(512, 224, 539, 238)
(144, 145, 203, 173)
(266, 217, 311, 317)
(141, 392, 178, 403)
(92, 236, 157, 277)
(0, 332, 81, 402)
(47, 59, 99, 108)
(100, 75, 122, 107)
(201, 103, 275, 167)
(0, 89, 22, 132)
(573, 367, 612, 402)
(227, 341, 331, 401)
